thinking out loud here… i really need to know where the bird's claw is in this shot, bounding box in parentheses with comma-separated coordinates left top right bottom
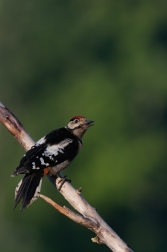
(57, 174, 71, 191)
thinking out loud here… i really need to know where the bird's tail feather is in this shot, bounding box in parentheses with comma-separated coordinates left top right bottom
(14, 171, 43, 210)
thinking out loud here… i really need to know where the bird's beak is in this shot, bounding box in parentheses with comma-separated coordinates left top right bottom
(85, 120, 94, 127)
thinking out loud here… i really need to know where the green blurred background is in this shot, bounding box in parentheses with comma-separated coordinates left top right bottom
(1, 0, 167, 251)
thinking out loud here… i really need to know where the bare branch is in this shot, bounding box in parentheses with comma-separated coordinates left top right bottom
(46, 176, 133, 252)
(40, 194, 97, 229)
(0, 102, 134, 252)
(0, 102, 34, 150)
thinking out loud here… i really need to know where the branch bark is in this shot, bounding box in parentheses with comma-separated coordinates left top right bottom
(0, 102, 134, 252)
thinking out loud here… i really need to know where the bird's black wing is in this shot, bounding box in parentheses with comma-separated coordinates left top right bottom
(11, 127, 79, 176)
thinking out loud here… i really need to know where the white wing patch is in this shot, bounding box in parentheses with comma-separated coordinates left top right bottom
(35, 136, 46, 146)
(43, 139, 73, 157)
(32, 162, 40, 170)
(39, 157, 49, 166)
(28, 139, 73, 171)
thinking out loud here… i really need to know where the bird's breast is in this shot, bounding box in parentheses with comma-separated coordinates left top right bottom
(49, 160, 70, 175)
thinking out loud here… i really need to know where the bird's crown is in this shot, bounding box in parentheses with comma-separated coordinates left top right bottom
(70, 116, 86, 121)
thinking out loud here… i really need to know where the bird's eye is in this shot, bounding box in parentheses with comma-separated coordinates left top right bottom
(74, 119, 79, 123)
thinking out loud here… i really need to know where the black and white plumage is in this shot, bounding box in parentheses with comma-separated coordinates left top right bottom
(11, 116, 94, 210)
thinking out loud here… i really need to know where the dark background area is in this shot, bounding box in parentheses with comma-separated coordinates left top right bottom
(1, 1, 167, 251)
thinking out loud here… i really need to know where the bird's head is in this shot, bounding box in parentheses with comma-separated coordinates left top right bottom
(67, 116, 94, 138)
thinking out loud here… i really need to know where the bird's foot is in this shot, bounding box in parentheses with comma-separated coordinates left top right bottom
(56, 174, 71, 191)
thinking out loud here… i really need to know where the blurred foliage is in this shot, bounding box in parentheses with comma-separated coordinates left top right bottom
(1, 0, 167, 251)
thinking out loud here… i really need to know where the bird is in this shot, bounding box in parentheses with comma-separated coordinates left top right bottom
(11, 116, 94, 210)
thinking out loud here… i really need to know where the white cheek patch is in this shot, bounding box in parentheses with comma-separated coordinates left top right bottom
(67, 121, 80, 129)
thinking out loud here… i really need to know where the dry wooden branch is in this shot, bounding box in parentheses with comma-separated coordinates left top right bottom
(0, 101, 134, 252)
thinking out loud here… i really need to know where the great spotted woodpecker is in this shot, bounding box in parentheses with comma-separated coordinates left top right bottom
(11, 116, 94, 210)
